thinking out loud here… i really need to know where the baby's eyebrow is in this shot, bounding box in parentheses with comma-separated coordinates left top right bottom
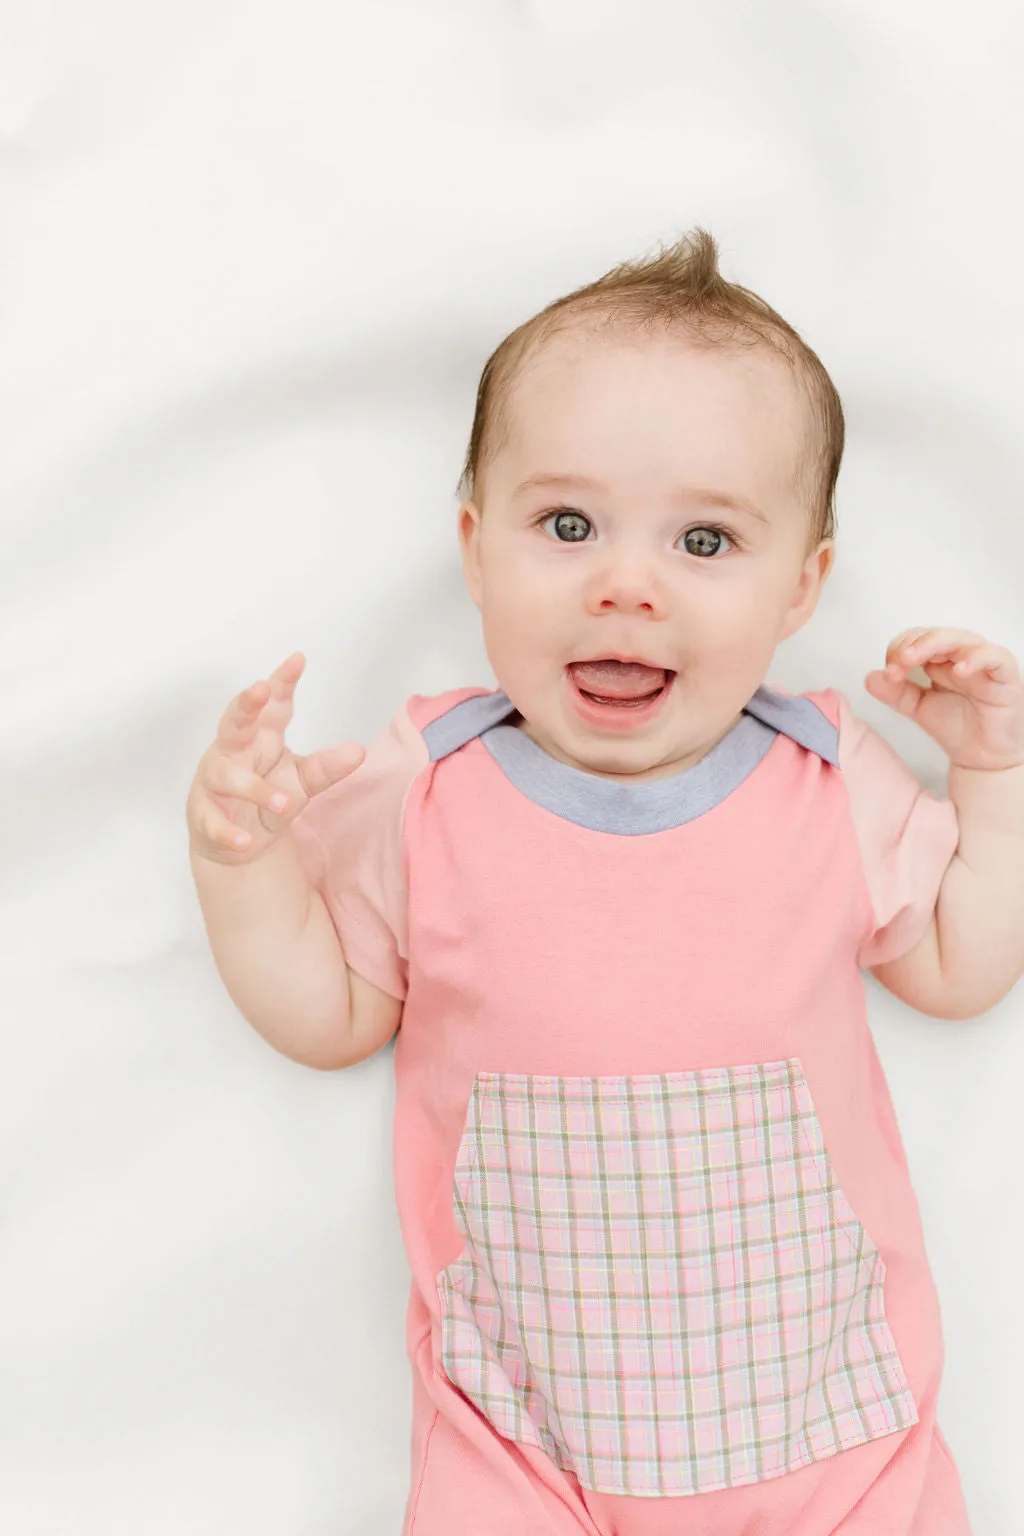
(512, 472, 771, 525)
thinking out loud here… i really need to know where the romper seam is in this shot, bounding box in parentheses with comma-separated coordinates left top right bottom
(406, 1407, 441, 1534)
(816, 690, 880, 962)
(834, 691, 934, 969)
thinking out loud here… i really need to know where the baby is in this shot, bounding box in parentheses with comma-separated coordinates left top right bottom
(187, 228, 1024, 1536)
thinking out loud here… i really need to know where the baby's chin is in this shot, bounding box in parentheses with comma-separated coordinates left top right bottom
(516, 676, 753, 782)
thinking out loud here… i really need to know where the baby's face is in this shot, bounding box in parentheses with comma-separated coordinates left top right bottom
(459, 331, 834, 782)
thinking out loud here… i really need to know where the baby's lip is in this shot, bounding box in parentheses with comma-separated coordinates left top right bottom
(570, 652, 672, 670)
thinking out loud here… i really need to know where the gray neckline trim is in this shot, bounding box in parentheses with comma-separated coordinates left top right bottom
(422, 684, 838, 835)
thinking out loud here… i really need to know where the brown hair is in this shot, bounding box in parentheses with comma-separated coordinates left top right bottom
(455, 226, 843, 556)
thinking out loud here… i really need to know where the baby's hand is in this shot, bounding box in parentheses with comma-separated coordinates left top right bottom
(186, 652, 366, 865)
(865, 627, 1024, 771)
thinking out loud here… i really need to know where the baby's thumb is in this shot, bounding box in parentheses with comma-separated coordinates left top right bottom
(295, 743, 367, 801)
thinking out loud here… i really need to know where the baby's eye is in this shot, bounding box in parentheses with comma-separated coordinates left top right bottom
(681, 525, 733, 558)
(538, 508, 735, 557)
(540, 508, 592, 542)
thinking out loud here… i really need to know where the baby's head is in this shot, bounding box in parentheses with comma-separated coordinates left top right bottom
(457, 228, 842, 783)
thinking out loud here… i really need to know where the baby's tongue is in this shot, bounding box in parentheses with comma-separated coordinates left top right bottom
(570, 659, 667, 700)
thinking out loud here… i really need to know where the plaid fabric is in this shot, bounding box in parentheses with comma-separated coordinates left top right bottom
(437, 1057, 918, 1498)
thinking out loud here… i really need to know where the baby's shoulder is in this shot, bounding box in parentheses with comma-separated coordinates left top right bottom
(764, 678, 842, 730)
(766, 683, 942, 821)
(405, 685, 498, 736)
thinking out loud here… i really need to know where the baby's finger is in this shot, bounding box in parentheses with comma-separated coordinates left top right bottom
(258, 651, 306, 730)
(255, 651, 306, 717)
(294, 742, 367, 800)
(268, 651, 305, 692)
(892, 629, 984, 667)
(203, 753, 292, 816)
(197, 803, 255, 852)
(216, 678, 273, 751)
(950, 644, 1019, 682)
(216, 655, 305, 749)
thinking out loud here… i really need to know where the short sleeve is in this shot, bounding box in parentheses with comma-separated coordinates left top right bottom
(836, 691, 960, 969)
(288, 700, 427, 1000)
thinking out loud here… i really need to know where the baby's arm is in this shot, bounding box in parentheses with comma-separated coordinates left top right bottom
(187, 654, 404, 1069)
(191, 836, 402, 1069)
(870, 759, 1024, 1019)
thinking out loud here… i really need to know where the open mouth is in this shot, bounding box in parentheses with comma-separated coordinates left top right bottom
(566, 660, 676, 719)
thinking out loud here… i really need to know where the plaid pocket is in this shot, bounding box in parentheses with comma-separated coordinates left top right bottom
(436, 1057, 918, 1498)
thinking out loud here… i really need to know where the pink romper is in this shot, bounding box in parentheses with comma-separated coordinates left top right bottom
(290, 680, 972, 1535)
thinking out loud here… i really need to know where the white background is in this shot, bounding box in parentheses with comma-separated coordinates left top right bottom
(1, 1, 1022, 1531)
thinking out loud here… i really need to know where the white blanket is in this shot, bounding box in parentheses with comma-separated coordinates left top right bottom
(2, 2, 1021, 1530)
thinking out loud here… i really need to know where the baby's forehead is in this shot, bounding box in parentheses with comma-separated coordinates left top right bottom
(492, 325, 815, 521)
(511, 324, 802, 418)
(506, 327, 809, 454)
